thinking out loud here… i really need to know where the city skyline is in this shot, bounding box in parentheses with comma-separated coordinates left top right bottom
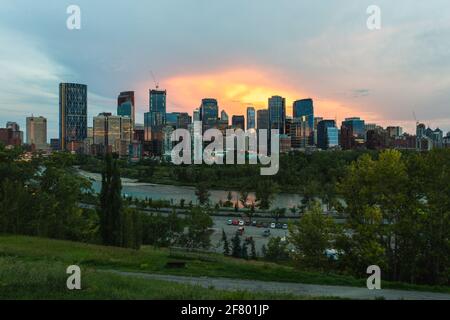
(1, 0, 450, 138)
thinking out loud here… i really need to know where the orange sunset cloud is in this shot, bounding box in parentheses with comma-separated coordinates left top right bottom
(138, 67, 369, 123)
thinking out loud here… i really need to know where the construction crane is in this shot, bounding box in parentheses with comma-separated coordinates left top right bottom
(150, 70, 159, 90)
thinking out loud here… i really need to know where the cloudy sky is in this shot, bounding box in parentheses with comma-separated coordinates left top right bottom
(1, 0, 450, 138)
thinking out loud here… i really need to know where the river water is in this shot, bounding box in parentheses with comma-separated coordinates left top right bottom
(77, 169, 302, 209)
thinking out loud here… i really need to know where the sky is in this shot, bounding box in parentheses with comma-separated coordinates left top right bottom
(1, 0, 450, 139)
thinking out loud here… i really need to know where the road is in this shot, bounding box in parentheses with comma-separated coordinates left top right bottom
(105, 271, 450, 300)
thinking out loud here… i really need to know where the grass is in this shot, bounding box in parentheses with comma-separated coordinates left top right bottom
(0, 235, 449, 299)
(0, 256, 315, 300)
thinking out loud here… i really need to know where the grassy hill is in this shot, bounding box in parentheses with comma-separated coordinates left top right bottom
(0, 235, 448, 299)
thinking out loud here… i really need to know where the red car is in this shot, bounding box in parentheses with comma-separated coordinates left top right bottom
(232, 219, 240, 226)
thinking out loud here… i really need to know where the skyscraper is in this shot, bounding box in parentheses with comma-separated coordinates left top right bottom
(5, 122, 23, 145)
(247, 106, 256, 130)
(257, 109, 269, 130)
(340, 117, 366, 149)
(143, 89, 167, 155)
(26, 116, 47, 150)
(290, 116, 311, 149)
(117, 91, 135, 127)
(93, 113, 132, 155)
(200, 99, 219, 129)
(144, 89, 167, 141)
(293, 99, 314, 145)
(317, 120, 338, 150)
(232, 115, 245, 131)
(221, 110, 229, 124)
(268, 96, 286, 134)
(59, 83, 87, 151)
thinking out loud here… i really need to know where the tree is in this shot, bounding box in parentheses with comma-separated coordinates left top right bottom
(222, 229, 230, 256)
(250, 239, 257, 260)
(270, 208, 286, 223)
(263, 237, 289, 262)
(288, 201, 337, 270)
(239, 188, 250, 209)
(99, 154, 124, 247)
(255, 179, 277, 210)
(195, 183, 210, 206)
(242, 241, 249, 260)
(184, 207, 213, 249)
(231, 232, 242, 258)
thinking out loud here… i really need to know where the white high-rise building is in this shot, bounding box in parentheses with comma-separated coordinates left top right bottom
(26, 116, 47, 150)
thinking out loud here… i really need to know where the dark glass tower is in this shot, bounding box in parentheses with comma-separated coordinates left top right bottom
(117, 91, 135, 126)
(293, 99, 314, 133)
(268, 96, 286, 134)
(59, 83, 87, 151)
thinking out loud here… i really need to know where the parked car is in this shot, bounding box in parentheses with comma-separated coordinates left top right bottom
(232, 220, 239, 226)
(270, 223, 276, 229)
(251, 221, 257, 227)
(256, 222, 263, 228)
(239, 220, 245, 226)
(282, 223, 288, 230)
(263, 229, 271, 237)
(238, 227, 245, 235)
(276, 223, 282, 229)
(227, 219, 233, 226)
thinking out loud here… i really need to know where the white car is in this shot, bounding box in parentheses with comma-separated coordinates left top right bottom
(270, 223, 276, 229)
(239, 220, 245, 226)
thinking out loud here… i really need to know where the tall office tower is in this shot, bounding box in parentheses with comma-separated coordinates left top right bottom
(293, 99, 314, 145)
(6, 122, 23, 145)
(313, 117, 323, 145)
(200, 98, 219, 129)
(93, 113, 132, 155)
(193, 108, 201, 122)
(232, 115, 245, 131)
(220, 110, 229, 124)
(143, 89, 167, 155)
(144, 89, 167, 141)
(247, 106, 256, 130)
(290, 116, 312, 149)
(59, 83, 87, 152)
(268, 96, 286, 134)
(257, 109, 269, 130)
(317, 120, 339, 150)
(340, 117, 366, 150)
(117, 91, 135, 127)
(26, 116, 47, 150)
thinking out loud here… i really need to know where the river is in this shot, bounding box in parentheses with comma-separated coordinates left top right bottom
(77, 169, 302, 209)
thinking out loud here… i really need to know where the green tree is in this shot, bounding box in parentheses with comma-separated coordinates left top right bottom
(264, 237, 289, 262)
(255, 180, 277, 210)
(99, 154, 124, 247)
(270, 208, 286, 223)
(250, 239, 257, 260)
(289, 201, 337, 270)
(231, 232, 242, 258)
(222, 229, 230, 256)
(184, 207, 213, 249)
(195, 183, 210, 206)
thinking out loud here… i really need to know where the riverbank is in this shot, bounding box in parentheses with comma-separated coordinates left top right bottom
(75, 167, 304, 210)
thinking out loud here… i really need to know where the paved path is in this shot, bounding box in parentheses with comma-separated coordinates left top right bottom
(106, 270, 450, 300)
